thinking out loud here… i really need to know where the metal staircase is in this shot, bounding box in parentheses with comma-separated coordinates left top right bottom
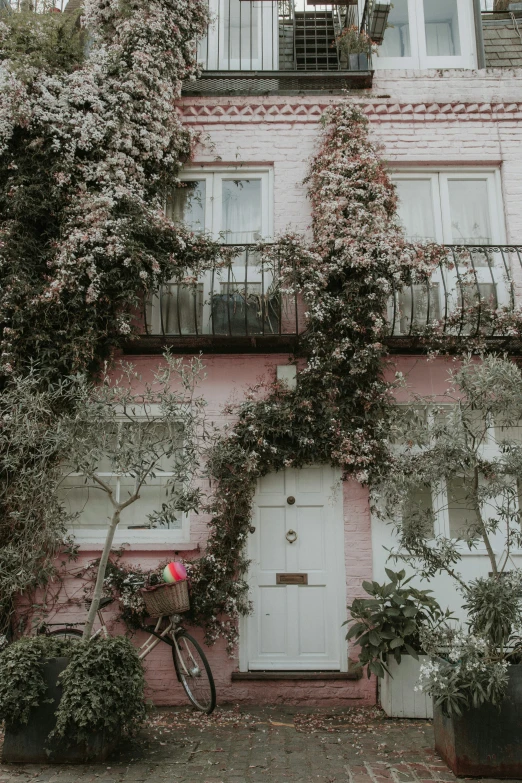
(294, 10, 340, 71)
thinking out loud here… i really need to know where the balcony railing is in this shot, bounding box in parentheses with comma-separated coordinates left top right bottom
(138, 245, 304, 352)
(387, 245, 522, 345)
(183, 0, 373, 95)
(132, 244, 522, 353)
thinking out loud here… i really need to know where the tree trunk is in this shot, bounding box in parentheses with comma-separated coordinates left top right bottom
(82, 509, 120, 640)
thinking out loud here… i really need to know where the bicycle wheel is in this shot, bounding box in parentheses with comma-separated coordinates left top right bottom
(172, 631, 216, 714)
(47, 628, 83, 643)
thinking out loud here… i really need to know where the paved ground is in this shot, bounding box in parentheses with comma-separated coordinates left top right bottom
(0, 706, 514, 783)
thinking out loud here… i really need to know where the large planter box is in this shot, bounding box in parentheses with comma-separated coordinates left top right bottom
(380, 655, 433, 719)
(434, 664, 522, 778)
(2, 657, 117, 763)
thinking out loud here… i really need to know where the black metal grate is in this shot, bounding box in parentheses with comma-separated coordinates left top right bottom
(182, 71, 372, 96)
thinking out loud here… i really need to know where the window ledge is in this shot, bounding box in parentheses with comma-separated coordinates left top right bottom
(76, 542, 200, 553)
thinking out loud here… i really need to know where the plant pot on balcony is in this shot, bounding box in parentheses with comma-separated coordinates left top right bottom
(348, 53, 368, 71)
(433, 664, 522, 778)
(2, 657, 118, 763)
(380, 654, 433, 719)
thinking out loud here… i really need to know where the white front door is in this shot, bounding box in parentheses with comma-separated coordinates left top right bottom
(244, 465, 346, 671)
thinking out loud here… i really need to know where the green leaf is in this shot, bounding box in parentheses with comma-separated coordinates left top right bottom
(389, 637, 404, 650)
(404, 644, 419, 660)
(385, 568, 398, 583)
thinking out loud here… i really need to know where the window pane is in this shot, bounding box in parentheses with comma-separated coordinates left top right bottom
(224, 0, 259, 62)
(380, 0, 411, 57)
(160, 283, 203, 335)
(447, 476, 479, 539)
(395, 179, 436, 242)
(60, 476, 116, 531)
(403, 484, 435, 538)
(222, 179, 262, 243)
(448, 180, 492, 245)
(495, 418, 522, 445)
(168, 181, 206, 232)
(118, 478, 183, 530)
(398, 283, 440, 333)
(424, 0, 461, 56)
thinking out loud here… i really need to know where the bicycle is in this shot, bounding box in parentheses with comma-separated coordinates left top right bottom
(45, 592, 216, 714)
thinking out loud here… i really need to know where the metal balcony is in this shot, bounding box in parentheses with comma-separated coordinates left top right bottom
(182, 0, 373, 96)
(133, 245, 304, 354)
(128, 244, 522, 355)
(386, 245, 522, 351)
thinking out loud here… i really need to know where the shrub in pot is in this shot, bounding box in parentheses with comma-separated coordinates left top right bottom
(375, 356, 522, 776)
(0, 635, 146, 762)
(335, 25, 374, 70)
(346, 569, 450, 717)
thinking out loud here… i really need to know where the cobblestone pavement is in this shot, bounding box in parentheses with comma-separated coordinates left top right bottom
(0, 706, 515, 783)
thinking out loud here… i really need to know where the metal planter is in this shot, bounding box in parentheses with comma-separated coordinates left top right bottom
(2, 657, 118, 763)
(433, 664, 522, 778)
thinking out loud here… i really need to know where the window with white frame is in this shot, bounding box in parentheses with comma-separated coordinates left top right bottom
(400, 407, 522, 545)
(390, 169, 507, 335)
(148, 169, 274, 337)
(373, 0, 476, 70)
(59, 418, 190, 545)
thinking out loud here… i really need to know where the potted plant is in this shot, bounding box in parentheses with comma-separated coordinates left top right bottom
(335, 26, 375, 71)
(0, 635, 145, 762)
(346, 569, 451, 719)
(376, 355, 522, 776)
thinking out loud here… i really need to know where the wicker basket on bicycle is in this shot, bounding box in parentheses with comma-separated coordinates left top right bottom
(141, 580, 190, 618)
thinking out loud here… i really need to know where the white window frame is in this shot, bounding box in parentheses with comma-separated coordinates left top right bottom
(63, 406, 191, 547)
(398, 405, 522, 556)
(150, 167, 274, 337)
(371, 0, 477, 70)
(390, 169, 508, 336)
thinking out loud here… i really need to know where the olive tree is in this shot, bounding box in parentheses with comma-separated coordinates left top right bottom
(375, 355, 522, 713)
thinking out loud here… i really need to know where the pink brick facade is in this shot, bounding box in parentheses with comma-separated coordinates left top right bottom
(45, 68, 522, 706)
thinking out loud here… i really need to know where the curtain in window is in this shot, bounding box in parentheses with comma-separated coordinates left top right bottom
(395, 179, 436, 241)
(448, 180, 491, 245)
(222, 179, 262, 243)
(423, 0, 461, 57)
(380, 0, 411, 57)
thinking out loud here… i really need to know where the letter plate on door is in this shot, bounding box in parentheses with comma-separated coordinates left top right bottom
(276, 573, 308, 585)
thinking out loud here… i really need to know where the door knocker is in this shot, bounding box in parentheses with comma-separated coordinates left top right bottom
(286, 529, 298, 544)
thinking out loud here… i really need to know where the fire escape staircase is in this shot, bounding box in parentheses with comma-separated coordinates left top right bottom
(294, 10, 340, 71)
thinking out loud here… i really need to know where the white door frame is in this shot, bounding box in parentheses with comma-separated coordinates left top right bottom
(239, 465, 348, 672)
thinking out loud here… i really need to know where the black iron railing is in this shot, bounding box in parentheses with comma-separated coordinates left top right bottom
(387, 245, 522, 340)
(195, 0, 370, 73)
(141, 244, 522, 346)
(143, 245, 303, 339)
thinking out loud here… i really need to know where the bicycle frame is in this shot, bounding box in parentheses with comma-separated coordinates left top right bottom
(91, 610, 193, 678)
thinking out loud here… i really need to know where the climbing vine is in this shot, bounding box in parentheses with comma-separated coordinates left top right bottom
(0, 0, 221, 380)
(182, 106, 451, 650)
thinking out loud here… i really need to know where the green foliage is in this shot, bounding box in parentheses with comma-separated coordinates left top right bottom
(0, 635, 145, 745)
(419, 627, 510, 717)
(50, 636, 146, 745)
(0, 635, 75, 727)
(0, 10, 85, 74)
(464, 574, 522, 652)
(345, 569, 450, 678)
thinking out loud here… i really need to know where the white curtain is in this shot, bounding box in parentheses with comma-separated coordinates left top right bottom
(222, 179, 262, 243)
(423, 0, 461, 57)
(395, 179, 436, 241)
(380, 0, 411, 57)
(448, 180, 491, 245)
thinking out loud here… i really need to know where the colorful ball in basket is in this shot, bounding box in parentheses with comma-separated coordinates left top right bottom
(163, 561, 187, 584)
